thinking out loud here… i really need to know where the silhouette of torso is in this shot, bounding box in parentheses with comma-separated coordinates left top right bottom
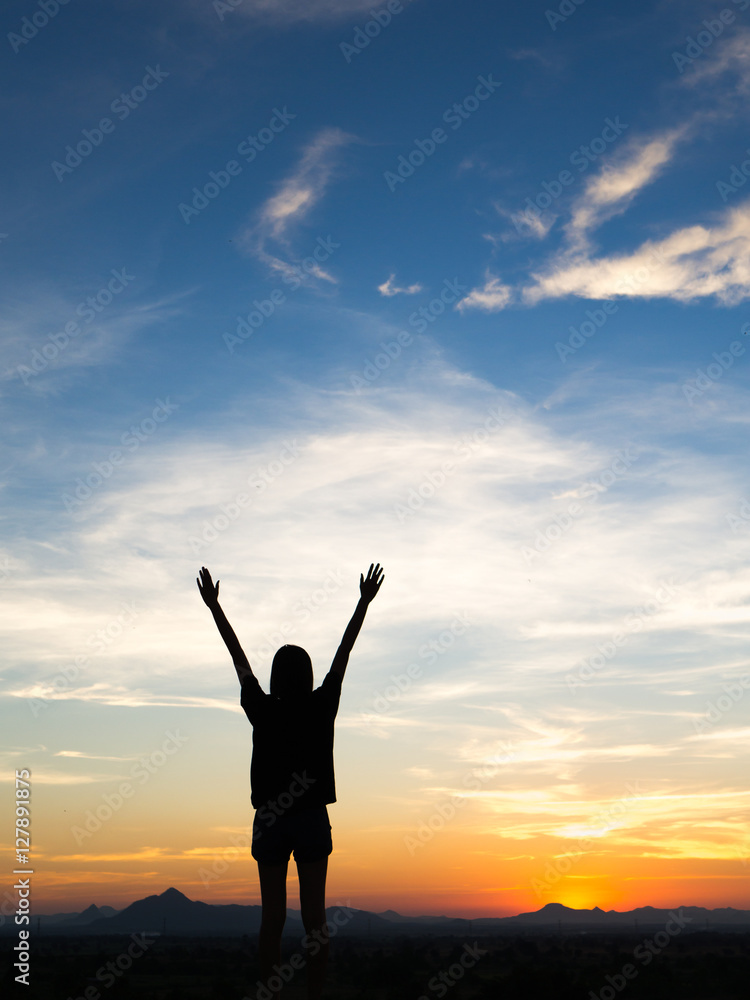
(241, 671, 341, 815)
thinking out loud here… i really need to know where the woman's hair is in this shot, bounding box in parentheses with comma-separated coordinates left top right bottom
(270, 644, 313, 700)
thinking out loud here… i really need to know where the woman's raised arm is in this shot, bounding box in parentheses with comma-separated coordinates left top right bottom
(330, 563, 384, 680)
(197, 566, 254, 685)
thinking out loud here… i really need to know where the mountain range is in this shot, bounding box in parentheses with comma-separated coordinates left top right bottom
(5, 889, 749, 936)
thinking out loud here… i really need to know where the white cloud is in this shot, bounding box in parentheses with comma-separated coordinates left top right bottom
(378, 274, 423, 297)
(4, 354, 750, 703)
(460, 32, 750, 312)
(239, 126, 355, 279)
(524, 201, 750, 306)
(460, 130, 750, 310)
(491, 198, 557, 243)
(456, 272, 513, 312)
(4, 346, 750, 859)
(566, 128, 688, 250)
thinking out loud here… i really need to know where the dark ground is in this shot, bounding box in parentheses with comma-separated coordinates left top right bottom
(3, 931, 749, 1000)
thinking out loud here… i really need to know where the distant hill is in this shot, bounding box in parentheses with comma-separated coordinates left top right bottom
(9, 889, 750, 937)
(495, 901, 750, 930)
(86, 887, 268, 935)
(373, 900, 750, 932)
(82, 887, 376, 937)
(59, 904, 110, 926)
(24, 902, 121, 929)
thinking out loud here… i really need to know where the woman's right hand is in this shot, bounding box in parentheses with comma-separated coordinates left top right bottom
(359, 563, 384, 603)
(197, 566, 220, 608)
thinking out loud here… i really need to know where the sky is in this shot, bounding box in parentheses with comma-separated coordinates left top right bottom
(2, 0, 750, 920)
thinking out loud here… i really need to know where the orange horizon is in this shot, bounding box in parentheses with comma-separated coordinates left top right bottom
(27, 877, 750, 919)
(18, 803, 750, 918)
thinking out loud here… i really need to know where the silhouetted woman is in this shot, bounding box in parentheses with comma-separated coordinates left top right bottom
(198, 563, 384, 1000)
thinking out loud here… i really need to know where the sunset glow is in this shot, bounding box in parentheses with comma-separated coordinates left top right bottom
(3, 0, 750, 925)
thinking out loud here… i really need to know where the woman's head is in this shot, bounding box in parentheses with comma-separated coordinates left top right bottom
(270, 645, 313, 700)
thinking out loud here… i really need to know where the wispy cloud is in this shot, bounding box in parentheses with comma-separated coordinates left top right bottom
(5, 350, 750, 708)
(679, 30, 750, 95)
(507, 47, 562, 71)
(239, 127, 356, 280)
(4, 341, 750, 870)
(1, 287, 192, 391)
(499, 204, 557, 242)
(459, 32, 750, 313)
(565, 128, 688, 251)
(459, 132, 750, 310)
(233, 0, 380, 23)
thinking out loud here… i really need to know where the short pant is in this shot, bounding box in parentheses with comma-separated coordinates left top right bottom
(251, 804, 332, 865)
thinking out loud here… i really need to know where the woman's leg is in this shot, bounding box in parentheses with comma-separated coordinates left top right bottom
(296, 856, 329, 1000)
(257, 860, 288, 997)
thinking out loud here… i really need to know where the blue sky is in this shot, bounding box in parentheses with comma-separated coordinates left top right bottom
(2, 0, 750, 914)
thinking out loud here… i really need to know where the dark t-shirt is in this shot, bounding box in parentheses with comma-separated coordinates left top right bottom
(240, 670, 342, 818)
